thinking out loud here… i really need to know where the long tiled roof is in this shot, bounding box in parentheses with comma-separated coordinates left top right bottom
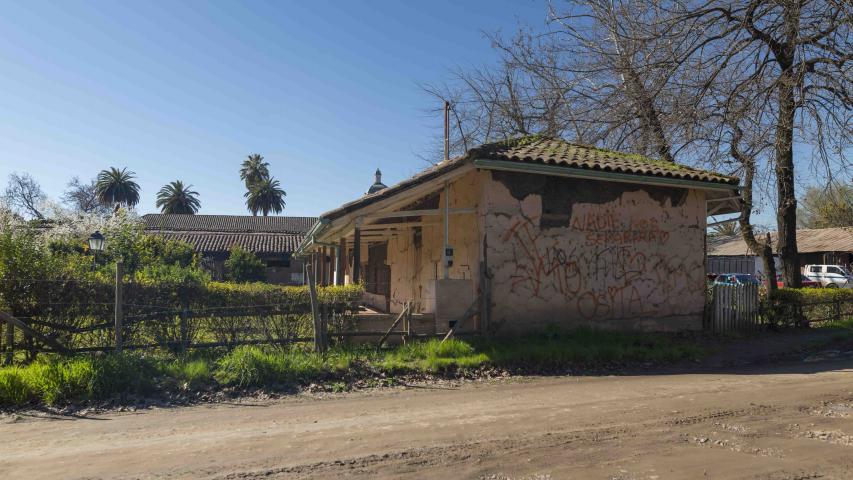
(318, 136, 739, 221)
(158, 232, 304, 255)
(142, 214, 317, 234)
(709, 227, 853, 256)
(476, 137, 739, 185)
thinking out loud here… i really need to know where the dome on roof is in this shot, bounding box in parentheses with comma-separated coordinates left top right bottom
(367, 168, 387, 194)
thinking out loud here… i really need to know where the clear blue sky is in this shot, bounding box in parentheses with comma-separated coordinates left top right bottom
(0, 0, 547, 217)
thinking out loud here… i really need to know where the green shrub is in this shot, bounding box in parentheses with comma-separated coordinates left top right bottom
(225, 245, 266, 283)
(765, 288, 853, 326)
(0, 368, 35, 405)
(91, 353, 157, 398)
(381, 339, 488, 372)
(214, 345, 326, 387)
(161, 358, 214, 389)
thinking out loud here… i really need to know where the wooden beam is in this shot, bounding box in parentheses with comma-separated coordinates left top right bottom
(316, 164, 475, 242)
(0, 312, 70, 355)
(336, 238, 345, 285)
(359, 221, 436, 230)
(363, 207, 475, 221)
(377, 302, 410, 347)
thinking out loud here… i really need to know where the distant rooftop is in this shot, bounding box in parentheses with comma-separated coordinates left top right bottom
(142, 214, 318, 234)
(709, 227, 853, 256)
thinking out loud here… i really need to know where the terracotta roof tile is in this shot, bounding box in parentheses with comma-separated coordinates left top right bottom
(142, 214, 317, 234)
(475, 137, 739, 185)
(157, 232, 303, 255)
(318, 136, 739, 222)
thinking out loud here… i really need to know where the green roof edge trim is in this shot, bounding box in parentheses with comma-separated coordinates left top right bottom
(472, 158, 739, 192)
(295, 218, 330, 257)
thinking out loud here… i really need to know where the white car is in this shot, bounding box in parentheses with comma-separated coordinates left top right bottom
(803, 265, 853, 288)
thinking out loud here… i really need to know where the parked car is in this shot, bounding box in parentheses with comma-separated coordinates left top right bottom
(713, 273, 761, 286)
(803, 265, 853, 288)
(776, 274, 821, 288)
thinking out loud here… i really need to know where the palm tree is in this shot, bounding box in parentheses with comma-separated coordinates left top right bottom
(156, 180, 201, 214)
(95, 167, 140, 208)
(239, 154, 270, 188)
(709, 221, 741, 239)
(244, 177, 286, 216)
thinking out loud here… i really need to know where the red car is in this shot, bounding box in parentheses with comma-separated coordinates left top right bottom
(776, 274, 820, 288)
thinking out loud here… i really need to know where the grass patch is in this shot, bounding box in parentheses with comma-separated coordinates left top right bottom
(213, 346, 349, 387)
(0, 328, 706, 408)
(0, 353, 158, 407)
(474, 327, 703, 368)
(380, 339, 489, 372)
(160, 357, 214, 390)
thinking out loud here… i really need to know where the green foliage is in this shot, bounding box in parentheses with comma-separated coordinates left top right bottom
(0, 353, 157, 406)
(0, 327, 703, 408)
(765, 288, 853, 326)
(381, 339, 488, 372)
(214, 346, 328, 387)
(798, 183, 853, 229)
(224, 245, 266, 283)
(95, 167, 140, 208)
(0, 368, 34, 405)
(156, 180, 201, 214)
(240, 154, 270, 188)
(475, 327, 703, 367)
(161, 358, 214, 389)
(244, 177, 286, 216)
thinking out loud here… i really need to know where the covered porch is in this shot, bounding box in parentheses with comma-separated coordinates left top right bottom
(297, 163, 489, 336)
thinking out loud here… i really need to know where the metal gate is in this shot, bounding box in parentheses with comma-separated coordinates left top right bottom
(711, 284, 761, 333)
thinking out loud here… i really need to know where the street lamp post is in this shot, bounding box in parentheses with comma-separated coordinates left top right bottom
(88, 231, 105, 270)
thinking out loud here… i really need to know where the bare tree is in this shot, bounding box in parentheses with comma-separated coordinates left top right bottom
(3, 172, 46, 220)
(62, 177, 111, 215)
(648, 0, 852, 287)
(426, 0, 851, 288)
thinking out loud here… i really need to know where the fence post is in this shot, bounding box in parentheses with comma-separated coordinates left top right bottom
(307, 263, 326, 354)
(115, 260, 124, 352)
(180, 302, 190, 352)
(4, 316, 12, 364)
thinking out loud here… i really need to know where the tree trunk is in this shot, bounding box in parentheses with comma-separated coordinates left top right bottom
(732, 128, 777, 291)
(621, 60, 674, 163)
(774, 74, 801, 288)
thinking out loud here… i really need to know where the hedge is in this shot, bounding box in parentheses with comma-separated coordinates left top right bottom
(765, 288, 853, 326)
(2, 279, 364, 354)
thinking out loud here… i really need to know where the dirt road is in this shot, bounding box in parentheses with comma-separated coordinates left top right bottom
(2, 359, 853, 480)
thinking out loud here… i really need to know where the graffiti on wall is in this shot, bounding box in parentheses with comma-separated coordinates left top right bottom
(499, 208, 702, 320)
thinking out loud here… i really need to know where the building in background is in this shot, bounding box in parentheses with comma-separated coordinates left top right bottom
(143, 214, 317, 284)
(707, 227, 853, 278)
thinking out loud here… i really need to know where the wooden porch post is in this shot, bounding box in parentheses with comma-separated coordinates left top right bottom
(320, 246, 328, 286)
(326, 246, 334, 287)
(336, 237, 345, 285)
(353, 227, 361, 284)
(312, 250, 319, 287)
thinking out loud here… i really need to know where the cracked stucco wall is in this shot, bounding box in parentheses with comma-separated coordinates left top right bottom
(483, 171, 707, 332)
(384, 169, 484, 314)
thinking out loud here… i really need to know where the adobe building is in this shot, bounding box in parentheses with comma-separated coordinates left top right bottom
(298, 137, 740, 333)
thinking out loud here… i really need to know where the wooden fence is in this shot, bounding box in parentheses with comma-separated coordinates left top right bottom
(710, 283, 762, 333)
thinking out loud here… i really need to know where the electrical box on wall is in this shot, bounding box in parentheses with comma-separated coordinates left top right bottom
(444, 246, 454, 268)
